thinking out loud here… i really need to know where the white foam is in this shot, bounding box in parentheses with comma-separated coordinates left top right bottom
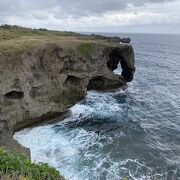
(14, 88, 161, 180)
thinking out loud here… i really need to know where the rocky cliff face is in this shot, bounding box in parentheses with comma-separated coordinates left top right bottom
(0, 29, 135, 153)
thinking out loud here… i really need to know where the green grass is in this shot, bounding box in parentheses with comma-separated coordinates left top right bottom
(77, 43, 93, 58)
(0, 147, 64, 180)
(0, 24, 81, 40)
(0, 25, 121, 64)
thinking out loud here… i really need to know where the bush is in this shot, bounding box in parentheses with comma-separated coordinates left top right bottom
(0, 147, 64, 180)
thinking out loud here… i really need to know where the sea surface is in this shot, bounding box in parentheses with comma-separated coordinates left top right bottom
(14, 33, 180, 180)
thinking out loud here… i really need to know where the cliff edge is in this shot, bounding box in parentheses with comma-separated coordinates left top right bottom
(0, 27, 135, 155)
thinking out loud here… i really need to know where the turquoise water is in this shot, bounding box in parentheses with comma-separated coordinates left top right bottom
(14, 34, 180, 180)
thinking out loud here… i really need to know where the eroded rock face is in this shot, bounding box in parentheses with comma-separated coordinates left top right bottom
(0, 42, 135, 137)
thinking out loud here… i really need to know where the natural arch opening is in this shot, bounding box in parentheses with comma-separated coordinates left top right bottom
(107, 48, 122, 73)
(107, 48, 134, 82)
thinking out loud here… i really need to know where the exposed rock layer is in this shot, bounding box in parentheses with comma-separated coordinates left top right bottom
(0, 32, 135, 154)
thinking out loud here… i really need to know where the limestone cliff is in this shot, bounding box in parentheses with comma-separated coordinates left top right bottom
(0, 27, 135, 153)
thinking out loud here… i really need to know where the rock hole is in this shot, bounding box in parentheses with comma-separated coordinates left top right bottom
(107, 48, 122, 75)
(65, 75, 81, 85)
(87, 76, 123, 90)
(5, 91, 24, 99)
(107, 48, 134, 82)
(87, 76, 105, 90)
(121, 58, 134, 82)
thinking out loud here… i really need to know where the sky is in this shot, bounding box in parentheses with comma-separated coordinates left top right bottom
(0, 0, 180, 34)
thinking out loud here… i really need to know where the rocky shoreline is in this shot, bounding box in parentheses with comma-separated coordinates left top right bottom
(0, 27, 135, 157)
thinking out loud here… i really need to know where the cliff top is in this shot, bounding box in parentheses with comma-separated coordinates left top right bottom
(0, 25, 130, 55)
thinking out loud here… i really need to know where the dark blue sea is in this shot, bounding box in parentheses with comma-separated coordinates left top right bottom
(14, 33, 180, 180)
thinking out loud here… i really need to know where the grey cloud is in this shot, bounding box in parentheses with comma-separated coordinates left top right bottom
(0, 0, 176, 18)
(57, 0, 175, 15)
(0, 0, 179, 34)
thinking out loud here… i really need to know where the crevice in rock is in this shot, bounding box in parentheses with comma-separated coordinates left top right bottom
(107, 48, 122, 71)
(52, 47, 61, 59)
(120, 57, 134, 82)
(87, 76, 123, 91)
(5, 91, 24, 99)
(29, 87, 38, 98)
(87, 76, 105, 90)
(65, 75, 81, 85)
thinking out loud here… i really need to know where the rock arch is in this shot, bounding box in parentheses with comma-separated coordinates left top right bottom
(107, 47, 135, 82)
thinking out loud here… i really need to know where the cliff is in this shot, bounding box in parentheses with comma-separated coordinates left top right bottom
(0, 27, 135, 154)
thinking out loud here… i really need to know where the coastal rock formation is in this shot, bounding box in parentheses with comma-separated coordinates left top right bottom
(0, 28, 135, 154)
(90, 34, 131, 43)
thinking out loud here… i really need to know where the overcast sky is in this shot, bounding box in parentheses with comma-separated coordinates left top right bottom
(0, 0, 180, 34)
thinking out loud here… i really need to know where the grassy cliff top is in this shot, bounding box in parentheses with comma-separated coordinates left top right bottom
(0, 25, 126, 54)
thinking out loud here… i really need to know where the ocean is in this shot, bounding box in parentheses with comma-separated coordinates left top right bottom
(14, 33, 180, 180)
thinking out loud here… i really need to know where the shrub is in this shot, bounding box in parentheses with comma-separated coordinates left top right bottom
(0, 147, 64, 180)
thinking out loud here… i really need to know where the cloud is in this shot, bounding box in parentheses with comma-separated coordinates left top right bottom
(0, 0, 176, 17)
(0, 0, 179, 33)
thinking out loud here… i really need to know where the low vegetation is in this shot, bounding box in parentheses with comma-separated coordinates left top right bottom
(0, 24, 119, 60)
(77, 43, 93, 58)
(0, 147, 64, 180)
(0, 24, 81, 41)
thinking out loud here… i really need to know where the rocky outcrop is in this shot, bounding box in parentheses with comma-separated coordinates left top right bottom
(90, 34, 131, 43)
(0, 34, 135, 154)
